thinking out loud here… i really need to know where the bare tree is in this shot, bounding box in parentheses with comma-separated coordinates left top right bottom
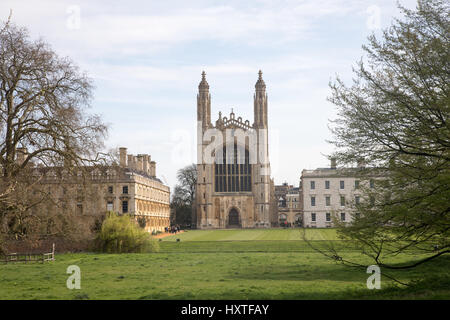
(175, 164, 197, 207)
(170, 164, 197, 226)
(0, 19, 108, 241)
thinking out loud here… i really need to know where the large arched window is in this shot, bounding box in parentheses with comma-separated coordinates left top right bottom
(215, 142, 251, 192)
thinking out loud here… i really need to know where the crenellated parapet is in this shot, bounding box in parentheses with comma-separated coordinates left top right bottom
(215, 110, 253, 131)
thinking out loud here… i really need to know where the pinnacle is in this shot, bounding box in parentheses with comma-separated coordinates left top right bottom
(199, 71, 209, 90)
(255, 70, 266, 89)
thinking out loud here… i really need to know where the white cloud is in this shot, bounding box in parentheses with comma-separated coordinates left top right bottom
(0, 0, 419, 190)
(0, 0, 369, 58)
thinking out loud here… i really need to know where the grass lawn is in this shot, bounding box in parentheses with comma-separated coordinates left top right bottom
(161, 228, 339, 241)
(1, 229, 448, 300)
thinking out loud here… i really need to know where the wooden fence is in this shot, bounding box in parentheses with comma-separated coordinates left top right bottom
(2, 243, 55, 264)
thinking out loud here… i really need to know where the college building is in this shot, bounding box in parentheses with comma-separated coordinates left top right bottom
(275, 183, 302, 227)
(300, 158, 376, 228)
(17, 147, 170, 234)
(194, 71, 278, 228)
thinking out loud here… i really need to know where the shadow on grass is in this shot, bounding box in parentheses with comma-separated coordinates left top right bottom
(224, 255, 450, 299)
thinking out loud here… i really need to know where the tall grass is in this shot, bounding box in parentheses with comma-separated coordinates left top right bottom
(95, 212, 159, 253)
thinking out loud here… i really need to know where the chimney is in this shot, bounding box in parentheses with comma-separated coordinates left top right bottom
(119, 147, 127, 167)
(330, 157, 337, 169)
(133, 156, 138, 170)
(147, 155, 152, 175)
(16, 147, 28, 165)
(127, 155, 134, 169)
(142, 155, 149, 174)
(136, 155, 144, 172)
(150, 161, 156, 177)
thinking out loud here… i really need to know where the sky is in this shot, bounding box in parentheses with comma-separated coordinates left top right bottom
(0, 0, 418, 191)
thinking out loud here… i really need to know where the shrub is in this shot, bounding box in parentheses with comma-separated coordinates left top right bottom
(95, 212, 159, 253)
(137, 216, 147, 229)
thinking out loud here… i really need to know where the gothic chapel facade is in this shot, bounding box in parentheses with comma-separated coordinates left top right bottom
(195, 71, 277, 229)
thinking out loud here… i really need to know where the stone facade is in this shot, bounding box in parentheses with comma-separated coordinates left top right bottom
(195, 71, 277, 229)
(276, 183, 302, 226)
(28, 148, 170, 233)
(114, 148, 170, 232)
(300, 158, 374, 228)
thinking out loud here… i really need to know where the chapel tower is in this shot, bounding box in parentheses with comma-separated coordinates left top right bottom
(195, 71, 276, 229)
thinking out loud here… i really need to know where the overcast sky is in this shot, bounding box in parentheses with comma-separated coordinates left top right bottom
(1, 0, 418, 190)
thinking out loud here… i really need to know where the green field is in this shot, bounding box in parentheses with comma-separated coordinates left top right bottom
(162, 228, 339, 241)
(1, 229, 449, 300)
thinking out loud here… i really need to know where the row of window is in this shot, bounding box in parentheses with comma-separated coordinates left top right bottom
(214, 144, 252, 192)
(108, 185, 168, 202)
(110, 200, 166, 214)
(108, 185, 128, 194)
(106, 200, 129, 213)
(309, 179, 374, 190)
(215, 174, 252, 192)
(137, 184, 168, 201)
(310, 195, 361, 207)
(311, 212, 346, 222)
(79, 200, 166, 216)
(41, 169, 118, 179)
